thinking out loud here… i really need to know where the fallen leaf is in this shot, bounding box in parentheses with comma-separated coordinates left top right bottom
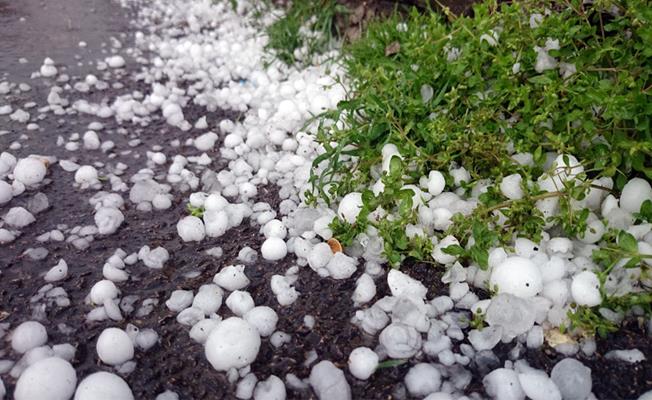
(385, 41, 400, 57)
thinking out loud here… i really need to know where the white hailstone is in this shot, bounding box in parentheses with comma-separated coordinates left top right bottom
(90, 280, 119, 304)
(0, 180, 12, 204)
(348, 347, 378, 380)
(326, 252, 358, 279)
(263, 219, 287, 239)
(11, 321, 48, 353)
(483, 368, 526, 400)
(404, 363, 442, 397)
(237, 373, 258, 399)
(165, 290, 194, 312)
(74, 166, 98, 185)
(74, 372, 134, 400)
(379, 323, 422, 359)
(539, 256, 566, 283)
(96, 328, 134, 366)
(387, 269, 427, 299)
(570, 271, 601, 307)
(201, 209, 228, 237)
(107, 55, 125, 68)
(139, 246, 169, 269)
(192, 284, 224, 315)
(4, 207, 35, 227)
(14, 357, 76, 400)
(189, 319, 220, 344)
(195, 116, 208, 129)
(432, 208, 454, 231)
(261, 237, 287, 261)
(485, 294, 536, 338)
(432, 235, 460, 265)
(500, 174, 524, 200)
(194, 132, 219, 151)
(534, 46, 557, 73)
(135, 329, 158, 351)
(468, 326, 503, 351)
(176, 307, 204, 326)
(204, 194, 228, 211)
(0, 228, 17, 244)
(352, 274, 376, 306)
(213, 265, 250, 291)
(550, 358, 592, 400)
(156, 391, 179, 400)
(542, 280, 569, 307)
(490, 256, 543, 298)
(579, 219, 605, 244)
(427, 171, 446, 196)
(307, 242, 333, 273)
(313, 215, 334, 240)
(45, 259, 68, 282)
(270, 275, 299, 306)
(309, 361, 351, 400)
(640, 242, 652, 267)
(226, 290, 255, 316)
(244, 306, 278, 337)
(337, 192, 364, 224)
(253, 375, 286, 400)
(40, 58, 58, 77)
(205, 317, 261, 371)
(13, 158, 46, 185)
(449, 166, 471, 186)
(83, 131, 100, 150)
(518, 373, 562, 400)
(620, 178, 652, 213)
(177, 216, 206, 242)
(94, 207, 124, 235)
(152, 194, 172, 210)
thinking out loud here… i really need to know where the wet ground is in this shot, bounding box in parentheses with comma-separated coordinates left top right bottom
(0, 0, 651, 399)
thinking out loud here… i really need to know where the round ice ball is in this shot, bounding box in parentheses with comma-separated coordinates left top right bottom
(96, 328, 134, 366)
(262, 219, 287, 239)
(11, 320, 48, 353)
(74, 165, 98, 185)
(551, 358, 592, 400)
(244, 306, 278, 337)
(90, 280, 119, 304)
(620, 178, 652, 214)
(74, 372, 134, 400)
(13, 157, 46, 185)
(205, 317, 261, 371)
(337, 192, 363, 224)
(14, 357, 76, 400)
(261, 237, 287, 261)
(489, 256, 543, 298)
(348, 347, 379, 380)
(427, 171, 445, 196)
(0, 180, 12, 204)
(177, 216, 206, 242)
(570, 271, 601, 307)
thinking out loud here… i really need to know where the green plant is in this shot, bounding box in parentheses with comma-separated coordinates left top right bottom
(308, 0, 652, 333)
(310, 0, 652, 254)
(187, 204, 205, 218)
(264, 0, 349, 65)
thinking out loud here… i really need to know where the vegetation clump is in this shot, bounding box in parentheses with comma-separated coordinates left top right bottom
(307, 0, 652, 335)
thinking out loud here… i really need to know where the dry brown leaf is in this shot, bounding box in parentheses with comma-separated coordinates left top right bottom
(385, 41, 400, 57)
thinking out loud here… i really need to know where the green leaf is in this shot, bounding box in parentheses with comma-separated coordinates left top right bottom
(617, 230, 638, 254)
(442, 244, 465, 256)
(389, 155, 402, 177)
(470, 246, 490, 269)
(636, 199, 652, 222)
(376, 359, 407, 370)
